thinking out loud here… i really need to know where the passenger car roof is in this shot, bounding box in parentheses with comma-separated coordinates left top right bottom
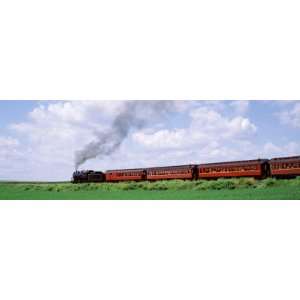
(199, 159, 268, 167)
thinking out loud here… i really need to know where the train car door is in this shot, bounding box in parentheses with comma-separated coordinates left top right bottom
(142, 169, 147, 180)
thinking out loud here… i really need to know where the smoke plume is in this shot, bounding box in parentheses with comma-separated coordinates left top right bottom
(74, 101, 175, 169)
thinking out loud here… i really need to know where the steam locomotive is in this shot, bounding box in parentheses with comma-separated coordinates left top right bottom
(72, 155, 300, 183)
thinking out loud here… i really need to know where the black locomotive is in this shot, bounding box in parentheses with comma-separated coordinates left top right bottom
(72, 170, 105, 183)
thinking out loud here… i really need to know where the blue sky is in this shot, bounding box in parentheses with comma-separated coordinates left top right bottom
(0, 100, 299, 181)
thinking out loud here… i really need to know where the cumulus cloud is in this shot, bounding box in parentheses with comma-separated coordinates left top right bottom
(230, 100, 249, 115)
(262, 141, 300, 157)
(0, 136, 25, 180)
(0, 136, 19, 148)
(277, 102, 300, 128)
(133, 106, 256, 151)
(8, 101, 126, 180)
(0, 137, 21, 162)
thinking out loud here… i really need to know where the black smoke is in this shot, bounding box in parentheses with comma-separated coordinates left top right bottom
(74, 101, 175, 169)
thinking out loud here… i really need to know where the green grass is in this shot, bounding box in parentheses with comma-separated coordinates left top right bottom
(0, 177, 300, 199)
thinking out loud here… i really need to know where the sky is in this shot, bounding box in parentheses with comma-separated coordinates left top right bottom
(0, 100, 299, 181)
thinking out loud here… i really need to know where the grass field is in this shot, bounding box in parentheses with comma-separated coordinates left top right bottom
(0, 177, 300, 199)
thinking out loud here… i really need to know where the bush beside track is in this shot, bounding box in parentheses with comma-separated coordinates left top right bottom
(0, 177, 300, 199)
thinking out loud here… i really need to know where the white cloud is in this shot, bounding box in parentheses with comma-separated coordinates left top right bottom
(262, 141, 300, 157)
(133, 106, 257, 151)
(133, 129, 186, 149)
(230, 100, 249, 115)
(0, 136, 19, 148)
(0, 136, 25, 180)
(7, 101, 128, 180)
(277, 102, 300, 128)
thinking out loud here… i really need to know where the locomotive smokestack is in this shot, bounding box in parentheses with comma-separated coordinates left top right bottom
(74, 101, 175, 169)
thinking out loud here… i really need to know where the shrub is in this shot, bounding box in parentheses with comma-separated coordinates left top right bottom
(257, 178, 277, 189)
(236, 177, 256, 188)
(148, 181, 169, 190)
(207, 179, 235, 190)
(193, 181, 211, 190)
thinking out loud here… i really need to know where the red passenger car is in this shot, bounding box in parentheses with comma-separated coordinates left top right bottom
(105, 168, 146, 182)
(198, 159, 269, 179)
(270, 156, 300, 178)
(146, 165, 197, 181)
